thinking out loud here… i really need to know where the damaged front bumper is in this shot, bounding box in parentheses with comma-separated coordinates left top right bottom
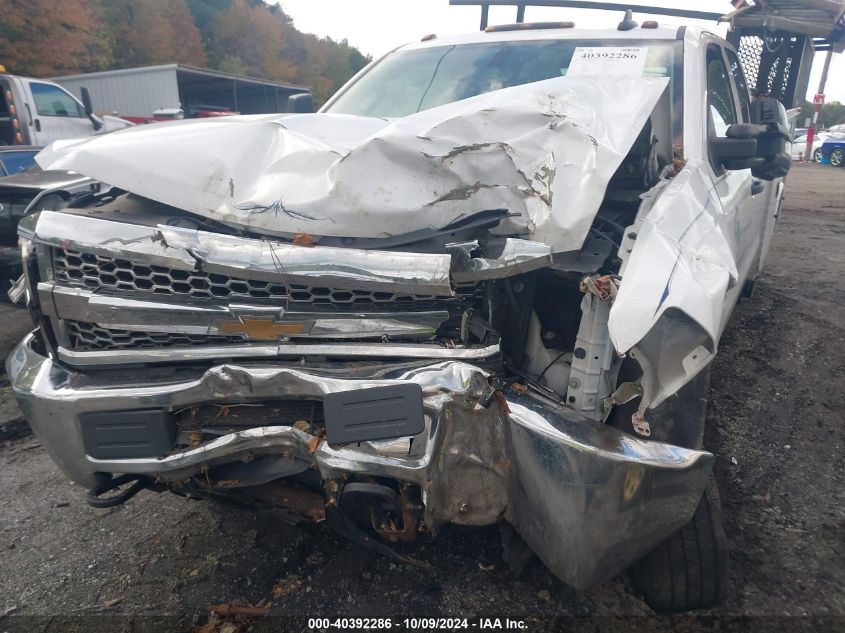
(8, 332, 712, 589)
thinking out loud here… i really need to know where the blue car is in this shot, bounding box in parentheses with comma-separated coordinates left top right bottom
(0, 145, 40, 176)
(821, 136, 845, 167)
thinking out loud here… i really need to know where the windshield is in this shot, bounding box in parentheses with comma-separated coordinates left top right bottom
(326, 39, 681, 119)
(0, 150, 39, 177)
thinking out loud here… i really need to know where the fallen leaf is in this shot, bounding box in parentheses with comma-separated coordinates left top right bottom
(101, 597, 123, 609)
(193, 622, 218, 633)
(1, 605, 18, 617)
(214, 480, 244, 487)
(492, 390, 510, 413)
(272, 575, 303, 598)
(307, 436, 321, 455)
(293, 233, 315, 247)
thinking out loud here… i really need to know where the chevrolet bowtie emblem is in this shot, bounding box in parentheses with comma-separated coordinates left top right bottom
(217, 316, 308, 340)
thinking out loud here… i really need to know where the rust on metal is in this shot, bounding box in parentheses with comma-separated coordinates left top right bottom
(270, 480, 326, 522)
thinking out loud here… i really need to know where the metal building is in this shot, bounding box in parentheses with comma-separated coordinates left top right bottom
(51, 64, 310, 117)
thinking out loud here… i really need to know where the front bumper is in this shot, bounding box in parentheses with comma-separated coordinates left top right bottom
(8, 332, 712, 589)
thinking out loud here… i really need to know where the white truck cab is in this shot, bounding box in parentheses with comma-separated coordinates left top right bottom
(0, 66, 128, 146)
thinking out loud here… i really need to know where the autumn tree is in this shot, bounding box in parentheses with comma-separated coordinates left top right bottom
(104, 0, 207, 68)
(0, 0, 112, 75)
(212, 0, 302, 80)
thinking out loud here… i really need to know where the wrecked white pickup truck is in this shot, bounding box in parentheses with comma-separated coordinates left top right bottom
(7, 19, 790, 611)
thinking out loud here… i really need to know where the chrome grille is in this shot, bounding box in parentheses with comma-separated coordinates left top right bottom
(67, 320, 245, 351)
(53, 248, 481, 305)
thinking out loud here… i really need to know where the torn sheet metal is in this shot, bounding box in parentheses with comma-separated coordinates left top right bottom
(608, 162, 739, 408)
(449, 238, 552, 282)
(36, 76, 668, 253)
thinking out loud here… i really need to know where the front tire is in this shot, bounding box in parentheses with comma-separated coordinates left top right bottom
(630, 477, 728, 612)
(812, 148, 822, 163)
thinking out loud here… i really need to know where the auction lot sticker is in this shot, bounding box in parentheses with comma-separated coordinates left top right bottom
(567, 47, 647, 76)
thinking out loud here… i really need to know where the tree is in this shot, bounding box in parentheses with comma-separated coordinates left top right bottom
(798, 100, 845, 129)
(0, 0, 369, 108)
(213, 0, 300, 80)
(104, 0, 207, 68)
(0, 0, 112, 75)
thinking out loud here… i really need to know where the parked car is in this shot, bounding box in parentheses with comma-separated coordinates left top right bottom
(121, 105, 238, 125)
(791, 132, 829, 161)
(821, 136, 845, 166)
(7, 14, 791, 613)
(0, 145, 40, 176)
(0, 166, 100, 298)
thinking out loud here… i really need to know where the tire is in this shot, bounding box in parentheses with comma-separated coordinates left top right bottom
(812, 148, 822, 163)
(739, 277, 755, 300)
(831, 148, 844, 167)
(630, 477, 728, 612)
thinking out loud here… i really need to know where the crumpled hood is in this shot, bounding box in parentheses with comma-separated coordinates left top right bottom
(36, 75, 668, 253)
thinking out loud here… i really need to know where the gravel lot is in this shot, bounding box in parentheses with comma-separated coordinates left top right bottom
(0, 164, 842, 631)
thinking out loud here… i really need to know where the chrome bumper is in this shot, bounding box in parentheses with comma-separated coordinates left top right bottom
(7, 332, 713, 589)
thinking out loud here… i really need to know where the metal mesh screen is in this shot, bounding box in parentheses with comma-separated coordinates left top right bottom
(732, 30, 813, 107)
(736, 35, 764, 92)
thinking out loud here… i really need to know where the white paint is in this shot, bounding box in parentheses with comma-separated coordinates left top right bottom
(35, 75, 668, 254)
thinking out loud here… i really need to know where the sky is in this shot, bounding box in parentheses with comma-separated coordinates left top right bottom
(275, 0, 845, 103)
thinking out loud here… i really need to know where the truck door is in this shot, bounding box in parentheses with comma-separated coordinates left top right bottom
(704, 44, 767, 327)
(23, 81, 95, 145)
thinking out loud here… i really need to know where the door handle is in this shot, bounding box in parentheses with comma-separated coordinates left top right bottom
(34, 118, 41, 132)
(751, 179, 764, 196)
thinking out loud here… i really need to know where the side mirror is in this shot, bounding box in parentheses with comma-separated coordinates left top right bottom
(288, 93, 315, 114)
(710, 97, 791, 181)
(748, 97, 791, 180)
(80, 87, 103, 131)
(710, 134, 762, 170)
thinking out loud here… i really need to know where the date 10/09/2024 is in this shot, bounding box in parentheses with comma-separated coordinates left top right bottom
(307, 618, 529, 630)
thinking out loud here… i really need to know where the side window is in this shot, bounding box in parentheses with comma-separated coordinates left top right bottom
(725, 48, 752, 123)
(706, 46, 737, 137)
(30, 82, 84, 118)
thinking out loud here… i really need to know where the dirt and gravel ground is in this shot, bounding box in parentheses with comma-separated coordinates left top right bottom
(0, 164, 842, 631)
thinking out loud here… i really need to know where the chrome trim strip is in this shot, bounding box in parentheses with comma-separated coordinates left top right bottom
(56, 342, 501, 366)
(42, 283, 450, 339)
(21, 210, 454, 296)
(18, 211, 196, 270)
(157, 225, 454, 296)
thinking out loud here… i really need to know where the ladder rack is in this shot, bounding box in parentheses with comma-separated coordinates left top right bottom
(449, 1, 725, 30)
